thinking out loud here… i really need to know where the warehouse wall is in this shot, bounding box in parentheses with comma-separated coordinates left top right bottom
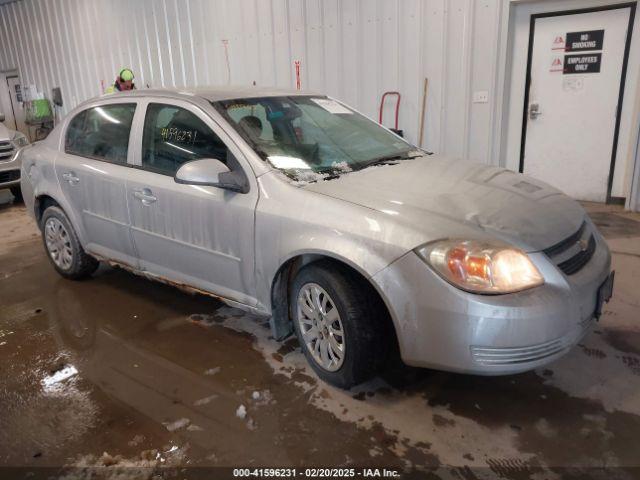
(0, 0, 503, 164)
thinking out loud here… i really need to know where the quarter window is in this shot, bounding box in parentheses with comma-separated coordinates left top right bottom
(65, 104, 136, 164)
(141, 103, 229, 176)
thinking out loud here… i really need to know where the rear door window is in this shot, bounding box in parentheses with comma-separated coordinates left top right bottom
(65, 104, 136, 164)
(141, 103, 229, 176)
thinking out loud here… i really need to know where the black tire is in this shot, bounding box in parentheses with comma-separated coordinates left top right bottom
(41, 205, 99, 280)
(290, 260, 390, 389)
(10, 186, 22, 203)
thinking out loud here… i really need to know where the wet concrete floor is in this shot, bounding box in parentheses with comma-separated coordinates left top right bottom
(1, 191, 640, 479)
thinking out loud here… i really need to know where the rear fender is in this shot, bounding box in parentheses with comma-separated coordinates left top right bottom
(23, 147, 89, 246)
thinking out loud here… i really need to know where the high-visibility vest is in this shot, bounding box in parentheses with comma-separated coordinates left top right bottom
(105, 83, 135, 94)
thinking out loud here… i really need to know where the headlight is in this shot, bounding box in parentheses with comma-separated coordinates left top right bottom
(415, 239, 544, 294)
(11, 132, 28, 148)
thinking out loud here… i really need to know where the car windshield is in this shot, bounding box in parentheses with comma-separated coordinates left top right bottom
(212, 95, 420, 181)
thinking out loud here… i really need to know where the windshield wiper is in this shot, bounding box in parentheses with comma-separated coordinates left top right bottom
(359, 151, 422, 170)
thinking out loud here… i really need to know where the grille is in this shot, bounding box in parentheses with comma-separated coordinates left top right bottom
(0, 170, 20, 183)
(543, 222, 587, 257)
(557, 235, 596, 275)
(0, 141, 15, 162)
(471, 338, 567, 365)
(543, 221, 595, 276)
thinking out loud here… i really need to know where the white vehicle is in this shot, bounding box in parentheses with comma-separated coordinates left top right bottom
(0, 112, 29, 200)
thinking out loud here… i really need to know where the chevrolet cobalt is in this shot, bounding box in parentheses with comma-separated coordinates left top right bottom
(20, 87, 613, 388)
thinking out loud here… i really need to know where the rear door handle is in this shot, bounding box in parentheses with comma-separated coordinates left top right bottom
(132, 188, 157, 206)
(62, 172, 80, 185)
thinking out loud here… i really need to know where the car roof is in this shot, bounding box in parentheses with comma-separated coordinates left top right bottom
(99, 86, 321, 102)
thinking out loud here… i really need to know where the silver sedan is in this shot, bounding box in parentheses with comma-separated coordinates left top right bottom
(0, 114, 29, 200)
(20, 87, 613, 388)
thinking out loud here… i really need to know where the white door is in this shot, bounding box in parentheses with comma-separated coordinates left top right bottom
(6, 76, 27, 136)
(522, 6, 633, 202)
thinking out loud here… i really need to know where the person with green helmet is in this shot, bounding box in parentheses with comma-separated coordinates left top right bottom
(105, 68, 136, 94)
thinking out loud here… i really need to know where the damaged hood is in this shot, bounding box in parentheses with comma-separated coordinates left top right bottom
(302, 156, 586, 252)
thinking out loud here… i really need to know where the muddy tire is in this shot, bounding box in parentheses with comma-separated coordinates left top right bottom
(41, 206, 99, 280)
(291, 261, 389, 389)
(10, 186, 22, 203)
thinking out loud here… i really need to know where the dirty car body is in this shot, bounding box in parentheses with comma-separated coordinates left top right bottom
(20, 87, 613, 386)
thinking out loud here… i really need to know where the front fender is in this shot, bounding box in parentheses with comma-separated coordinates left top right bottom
(254, 174, 410, 315)
(257, 237, 403, 315)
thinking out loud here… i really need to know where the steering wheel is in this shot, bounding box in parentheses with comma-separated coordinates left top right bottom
(309, 143, 321, 165)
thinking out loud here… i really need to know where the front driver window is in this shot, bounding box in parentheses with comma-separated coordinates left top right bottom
(141, 103, 229, 176)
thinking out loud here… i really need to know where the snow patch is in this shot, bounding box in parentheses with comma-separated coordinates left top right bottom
(42, 365, 78, 392)
(204, 366, 221, 376)
(235, 404, 247, 419)
(162, 418, 190, 432)
(194, 394, 218, 406)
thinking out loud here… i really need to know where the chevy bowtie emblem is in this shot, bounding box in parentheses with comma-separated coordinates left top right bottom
(578, 239, 589, 251)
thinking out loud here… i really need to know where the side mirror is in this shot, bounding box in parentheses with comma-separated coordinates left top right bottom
(174, 158, 248, 193)
(0, 113, 5, 123)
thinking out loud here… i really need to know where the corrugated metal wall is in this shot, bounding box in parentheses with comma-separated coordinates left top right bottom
(0, 0, 503, 163)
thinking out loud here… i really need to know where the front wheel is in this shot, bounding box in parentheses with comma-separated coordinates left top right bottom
(291, 261, 390, 388)
(41, 206, 99, 279)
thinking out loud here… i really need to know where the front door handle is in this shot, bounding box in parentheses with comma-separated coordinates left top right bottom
(62, 171, 80, 185)
(132, 188, 157, 206)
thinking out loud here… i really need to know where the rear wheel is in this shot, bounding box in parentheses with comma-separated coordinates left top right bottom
(41, 206, 99, 279)
(291, 261, 390, 388)
(10, 186, 22, 203)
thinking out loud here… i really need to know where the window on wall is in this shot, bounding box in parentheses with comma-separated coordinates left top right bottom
(141, 103, 229, 176)
(65, 104, 136, 164)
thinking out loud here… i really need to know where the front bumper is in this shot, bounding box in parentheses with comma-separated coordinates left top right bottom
(0, 150, 22, 188)
(373, 223, 611, 375)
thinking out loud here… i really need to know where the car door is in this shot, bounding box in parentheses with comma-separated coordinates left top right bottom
(55, 102, 139, 267)
(125, 99, 258, 306)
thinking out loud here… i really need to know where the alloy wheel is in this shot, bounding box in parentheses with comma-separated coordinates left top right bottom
(296, 283, 345, 371)
(44, 217, 74, 270)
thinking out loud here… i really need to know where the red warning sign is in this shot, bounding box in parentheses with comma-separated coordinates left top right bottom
(549, 57, 563, 73)
(552, 35, 565, 50)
